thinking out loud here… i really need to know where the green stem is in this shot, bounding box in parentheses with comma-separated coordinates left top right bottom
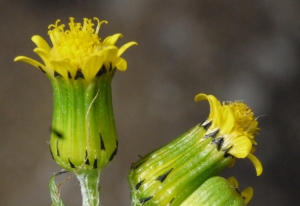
(76, 171, 101, 206)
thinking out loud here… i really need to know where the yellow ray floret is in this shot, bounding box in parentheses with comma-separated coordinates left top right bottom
(195, 93, 263, 176)
(227, 176, 253, 204)
(14, 17, 137, 82)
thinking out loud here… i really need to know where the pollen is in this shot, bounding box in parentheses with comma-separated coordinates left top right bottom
(226, 101, 259, 138)
(48, 18, 105, 70)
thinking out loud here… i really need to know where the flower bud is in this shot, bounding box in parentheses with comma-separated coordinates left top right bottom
(181, 176, 252, 206)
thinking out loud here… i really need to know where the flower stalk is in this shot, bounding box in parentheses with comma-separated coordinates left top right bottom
(77, 171, 101, 206)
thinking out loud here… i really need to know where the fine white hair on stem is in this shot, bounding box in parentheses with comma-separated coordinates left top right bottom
(86, 87, 100, 150)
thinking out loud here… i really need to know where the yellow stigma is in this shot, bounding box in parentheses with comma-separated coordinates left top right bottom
(14, 17, 137, 82)
(195, 93, 263, 176)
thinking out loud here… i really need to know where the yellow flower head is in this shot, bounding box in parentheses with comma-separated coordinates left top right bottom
(195, 93, 263, 176)
(14, 17, 137, 82)
(227, 176, 253, 204)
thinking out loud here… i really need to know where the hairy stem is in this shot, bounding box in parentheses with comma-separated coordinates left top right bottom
(77, 171, 101, 206)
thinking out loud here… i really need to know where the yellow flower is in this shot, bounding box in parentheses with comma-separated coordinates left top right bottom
(129, 93, 261, 205)
(195, 93, 263, 176)
(14, 17, 137, 82)
(14, 17, 137, 173)
(227, 176, 253, 204)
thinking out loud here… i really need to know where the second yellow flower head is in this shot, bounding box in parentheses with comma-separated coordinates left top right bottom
(195, 93, 263, 176)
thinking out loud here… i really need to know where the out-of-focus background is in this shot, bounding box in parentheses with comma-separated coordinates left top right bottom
(1, 0, 300, 205)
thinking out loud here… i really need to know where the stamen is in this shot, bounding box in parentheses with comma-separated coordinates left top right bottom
(48, 19, 61, 29)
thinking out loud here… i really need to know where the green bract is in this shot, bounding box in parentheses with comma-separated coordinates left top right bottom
(49, 69, 117, 173)
(128, 125, 233, 206)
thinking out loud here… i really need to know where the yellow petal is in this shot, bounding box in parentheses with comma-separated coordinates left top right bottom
(14, 56, 47, 73)
(195, 94, 222, 128)
(117, 42, 137, 57)
(49, 60, 74, 79)
(104, 47, 118, 61)
(195, 94, 214, 118)
(31, 35, 51, 52)
(247, 153, 263, 176)
(102, 33, 123, 45)
(82, 54, 105, 82)
(227, 176, 238, 188)
(194, 93, 207, 102)
(241, 187, 253, 204)
(100, 47, 119, 69)
(227, 136, 252, 158)
(115, 58, 127, 71)
(206, 95, 220, 117)
(207, 95, 222, 121)
(220, 106, 235, 134)
(33, 48, 54, 74)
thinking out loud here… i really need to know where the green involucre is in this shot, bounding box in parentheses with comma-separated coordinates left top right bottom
(49, 69, 118, 173)
(128, 125, 233, 206)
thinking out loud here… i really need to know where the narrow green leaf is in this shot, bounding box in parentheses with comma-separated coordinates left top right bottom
(49, 174, 65, 206)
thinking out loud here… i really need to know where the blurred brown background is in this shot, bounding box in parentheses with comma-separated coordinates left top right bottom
(1, 0, 300, 205)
